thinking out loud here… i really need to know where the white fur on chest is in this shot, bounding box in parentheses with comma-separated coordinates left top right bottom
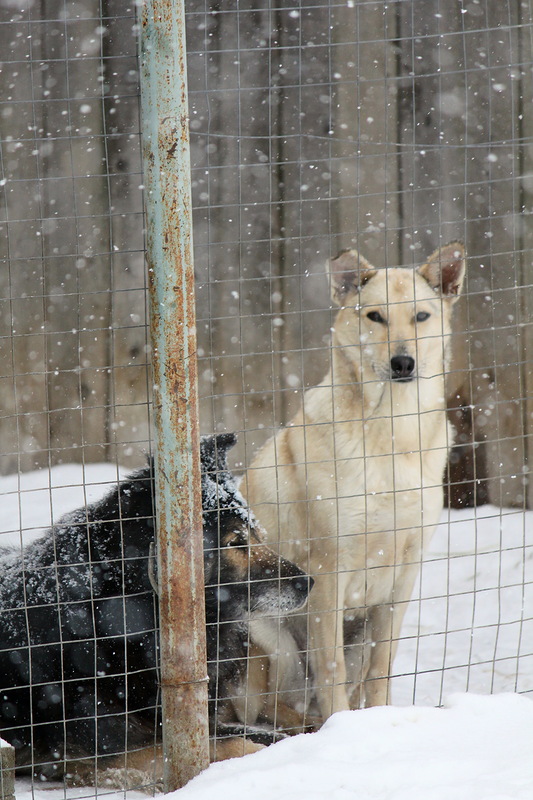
(314, 396, 449, 503)
(304, 402, 449, 607)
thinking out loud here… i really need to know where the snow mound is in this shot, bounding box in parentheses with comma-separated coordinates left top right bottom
(174, 693, 533, 800)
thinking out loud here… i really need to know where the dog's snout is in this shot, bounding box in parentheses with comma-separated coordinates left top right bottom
(390, 355, 415, 381)
(291, 575, 314, 596)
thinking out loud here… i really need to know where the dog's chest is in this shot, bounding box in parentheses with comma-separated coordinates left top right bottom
(315, 412, 449, 583)
(334, 408, 448, 490)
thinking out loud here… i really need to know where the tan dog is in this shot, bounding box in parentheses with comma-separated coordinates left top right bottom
(241, 243, 466, 725)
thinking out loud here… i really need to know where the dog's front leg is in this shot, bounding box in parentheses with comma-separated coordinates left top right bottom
(363, 601, 395, 707)
(308, 570, 350, 721)
(365, 560, 425, 707)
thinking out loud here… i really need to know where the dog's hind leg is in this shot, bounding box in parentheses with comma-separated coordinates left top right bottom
(210, 736, 265, 761)
(343, 616, 371, 709)
(64, 746, 164, 790)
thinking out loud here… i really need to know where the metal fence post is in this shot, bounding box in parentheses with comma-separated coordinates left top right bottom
(138, 0, 210, 790)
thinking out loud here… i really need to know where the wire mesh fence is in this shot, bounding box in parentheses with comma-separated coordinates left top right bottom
(0, 0, 532, 795)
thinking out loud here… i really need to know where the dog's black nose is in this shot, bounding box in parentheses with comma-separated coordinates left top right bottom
(390, 355, 415, 380)
(291, 575, 314, 596)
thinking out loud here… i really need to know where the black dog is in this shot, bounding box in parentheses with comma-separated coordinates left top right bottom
(0, 433, 310, 785)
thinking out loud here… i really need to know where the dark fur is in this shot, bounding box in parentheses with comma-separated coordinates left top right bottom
(0, 433, 310, 782)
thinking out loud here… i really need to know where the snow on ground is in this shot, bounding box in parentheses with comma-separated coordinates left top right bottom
(0, 463, 127, 547)
(393, 503, 533, 705)
(1, 465, 532, 799)
(11, 695, 533, 800)
(176, 693, 533, 800)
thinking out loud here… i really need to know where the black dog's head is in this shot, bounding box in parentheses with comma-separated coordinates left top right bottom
(200, 434, 311, 624)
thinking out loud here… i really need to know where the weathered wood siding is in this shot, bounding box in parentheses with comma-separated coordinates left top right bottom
(188, 4, 334, 471)
(0, 1, 149, 474)
(395, 1, 531, 507)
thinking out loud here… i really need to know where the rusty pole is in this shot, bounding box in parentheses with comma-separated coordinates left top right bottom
(138, 0, 209, 790)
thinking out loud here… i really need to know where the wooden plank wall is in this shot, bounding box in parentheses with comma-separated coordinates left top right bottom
(395, 1, 531, 507)
(1, 1, 531, 509)
(523, 10, 533, 510)
(0, 1, 150, 475)
(188, 4, 334, 472)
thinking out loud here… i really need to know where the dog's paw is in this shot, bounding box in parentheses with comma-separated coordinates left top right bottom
(95, 767, 163, 793)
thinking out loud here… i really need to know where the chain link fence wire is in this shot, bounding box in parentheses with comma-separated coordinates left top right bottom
(0, 0, 532, 795)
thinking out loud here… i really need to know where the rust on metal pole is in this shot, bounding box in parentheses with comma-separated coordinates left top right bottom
(138, 0, 209, 790)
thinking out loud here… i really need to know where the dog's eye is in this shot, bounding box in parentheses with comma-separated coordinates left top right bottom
(415, 311, 430, 322)
(366, 310, 386, 324)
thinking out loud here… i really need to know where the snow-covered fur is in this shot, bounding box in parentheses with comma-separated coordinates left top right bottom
(0, 433, 310, 784)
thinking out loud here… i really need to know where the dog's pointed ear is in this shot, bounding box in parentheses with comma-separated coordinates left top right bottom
(213, 432, 237, 470)
(200, 433, 237, 473)
(418, 242, 466, 302)
(328, 249, 377, 305)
